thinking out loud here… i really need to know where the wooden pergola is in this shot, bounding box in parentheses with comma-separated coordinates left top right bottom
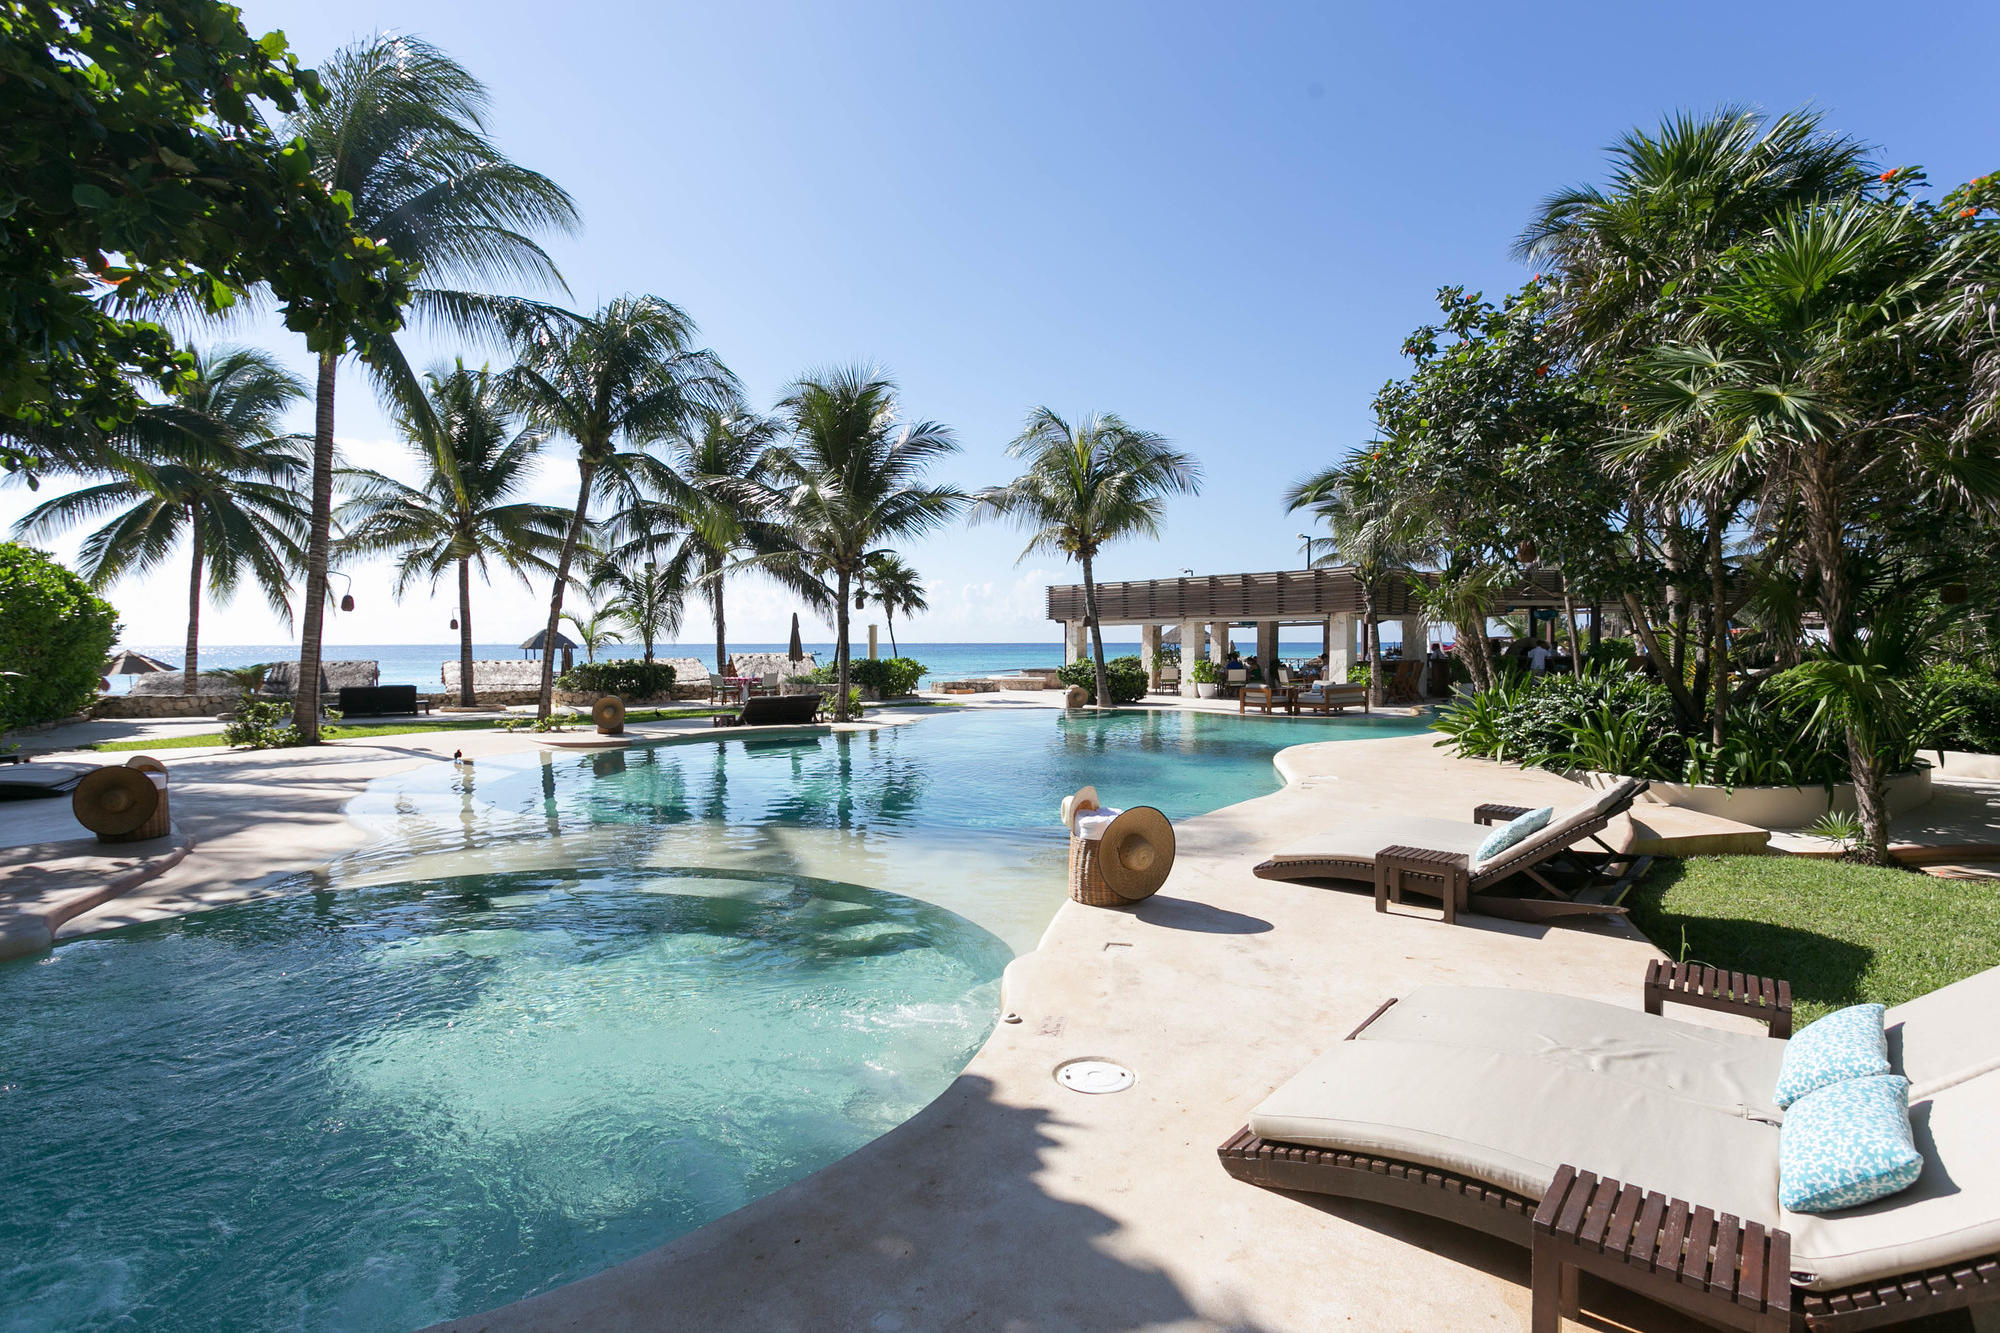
(1044, 566, 1576, 697)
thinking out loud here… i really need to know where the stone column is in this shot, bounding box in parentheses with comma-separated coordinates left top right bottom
(1178, 619, 1203, 696)
(1140, 624, 1161, 691)
(1064, 619, 1086, 662)
(1326, 613, 1354, 681)
(1256, 620, 1279, 674)
(1210, 622, 1230, 664)
(868, 624, 879, 660)
(1409, 616, 1431, 696)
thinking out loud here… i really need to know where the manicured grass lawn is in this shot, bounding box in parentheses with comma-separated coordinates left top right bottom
(1627, 855, 2000, 1025)
(87, 707, 726, 751)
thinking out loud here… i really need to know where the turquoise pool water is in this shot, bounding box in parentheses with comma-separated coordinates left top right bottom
(0, 706, 1423, 1330)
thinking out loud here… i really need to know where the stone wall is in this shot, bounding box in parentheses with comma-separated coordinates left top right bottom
(96, 692, 240, 718)
(441, 660, 548, 692)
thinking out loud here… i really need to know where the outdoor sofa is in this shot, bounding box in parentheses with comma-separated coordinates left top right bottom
(1252, 775, 1652, 922)
(711, 692, 823, 728)
(1219, 961, 2000, 1330)
(336, 685, 426, 717)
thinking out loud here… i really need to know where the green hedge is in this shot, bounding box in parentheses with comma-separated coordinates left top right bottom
(0, 542, 119, 731)
(1057, 654, 1148, 704)
(556, 659, 676, 697)
(1923, 662, 2000, 754)
(850, 656, 926, 697)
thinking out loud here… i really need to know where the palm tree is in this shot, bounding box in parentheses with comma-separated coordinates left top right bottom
(1285, 460, 1412, 705)
(562, 603, 619, 662)
(283, 34, 579, 739)
(507, 296, 738, 717)
(764, 367, 965, 721)
(593, 558, 682, 663)
(12, 348, 310, 694)
(601, 409, 780, 673)
(334, 362, 567, 706)
(973, 409, 1200, 707)
(857, 551, 926, 657)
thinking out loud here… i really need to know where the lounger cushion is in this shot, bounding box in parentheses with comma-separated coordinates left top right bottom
(1360, 985, 1786, 1120)
(1887, 965, 2000, 1097)
(1250, 1039, 1781, 1226)
(1778, 1074, 1922, 1214)
(1264, 816, 1492, 871)
(1471, 806, 1552, 867)
(1786, 1067, 2000, 1287)
(1774, 1003, 1890, 1108)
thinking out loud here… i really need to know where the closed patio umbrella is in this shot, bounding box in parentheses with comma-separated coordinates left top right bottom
(788, 613, 804, 663)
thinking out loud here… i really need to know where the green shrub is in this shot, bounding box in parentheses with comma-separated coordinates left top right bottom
(1921, 662, 2000, 754)
(1057, 655, 1148, 704)
(222, 696, 302, 749)
(1187, 657, 1220, 685)
(556, 658, 676, 697)
(0, 542, 119, 731)
(850, 656, 926, 697)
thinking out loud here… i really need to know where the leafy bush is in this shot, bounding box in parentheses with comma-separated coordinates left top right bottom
(1188, 657, 1221, 685)
(223, 697, 302, 749)
(1583, 636, 1638, 673)
(556, 659, 676, 697)
(0, 542, 120, 731)
(1057, 655, 1148, 704)
(1431, 668, 1856, 786)
(850, 656, 926, 697)
(1920, 662, 2000, 754)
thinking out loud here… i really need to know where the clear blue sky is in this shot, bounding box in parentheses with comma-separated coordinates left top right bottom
(9, 0, 1995, 647)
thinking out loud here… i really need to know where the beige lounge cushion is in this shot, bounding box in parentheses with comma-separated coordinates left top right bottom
(1249, 1039, 1780, 1226)
(1361, 985, 1786, 1121)
(1785, 1068, 2000, 1289)
(1887, 965, 2000, 1097)
(1266, 816, 1490, 867)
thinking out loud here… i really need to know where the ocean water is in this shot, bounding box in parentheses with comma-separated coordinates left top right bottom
(103, 639, 1343, 692)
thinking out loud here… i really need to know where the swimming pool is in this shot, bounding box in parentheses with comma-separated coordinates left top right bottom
(0, 706, 1423, 1330)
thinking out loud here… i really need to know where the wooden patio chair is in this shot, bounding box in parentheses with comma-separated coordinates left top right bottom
(1252, 777, 1652, 923)
(1219, 963, 2000, 1331)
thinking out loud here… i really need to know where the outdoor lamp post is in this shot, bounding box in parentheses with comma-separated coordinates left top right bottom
(1297, 533, 1313, 570)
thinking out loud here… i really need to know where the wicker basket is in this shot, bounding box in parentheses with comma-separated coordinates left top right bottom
(100, 773, 170, 843)
(1068, 834, 1123, 907)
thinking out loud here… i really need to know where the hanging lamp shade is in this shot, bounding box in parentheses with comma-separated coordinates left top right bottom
(450, 617, 459, 630)
(340, 593, 355, 612)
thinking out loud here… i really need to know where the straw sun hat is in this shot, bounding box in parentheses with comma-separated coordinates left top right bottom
(71, 765, 160, 838)
(1096, 806, 1176, 901)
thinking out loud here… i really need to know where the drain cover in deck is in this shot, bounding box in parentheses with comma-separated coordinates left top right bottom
(1054, 1058, 1135, 1094)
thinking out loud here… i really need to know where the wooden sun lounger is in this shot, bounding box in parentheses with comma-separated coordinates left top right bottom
(1218, 971, 2000, 1331)
(1253, 783, 1653, 924)
(712, 692, 823, 728)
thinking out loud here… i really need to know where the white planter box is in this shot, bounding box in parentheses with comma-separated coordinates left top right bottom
(1195, 683, 1221, 699)
(1575, 765, 1933, 830)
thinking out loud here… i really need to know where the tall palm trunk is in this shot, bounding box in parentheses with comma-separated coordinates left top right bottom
(1362, 585, 1383, 706)
(1707, 507, 1729, 745)
(457, 557, 475, 707)
(834, 566, 853, 722)
(708, 552, 727, 674)
(183, 504, 204, 695)
(294, 350, 338, 740)
(539, 459, 596, 718)
(1559, 572, 1582, 677)
(1079, 548, 1110, 707)
(885, 611, 898, 657)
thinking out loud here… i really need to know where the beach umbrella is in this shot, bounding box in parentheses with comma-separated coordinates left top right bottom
(105, 650, 173, 676)
(788, 613, 804, 663)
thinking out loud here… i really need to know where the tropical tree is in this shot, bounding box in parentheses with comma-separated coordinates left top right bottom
(11, 348, 310, 694)
(973, 409, 1199, 707)
(334, 362, 567, 705)
(507, 296, 737, 717)
(601, 409, 781, 673)
(282, 34, 578, 739)
(561, 603, 619, 662)
(764, 367, 964, 721)
(857, 551, 926, 657)
(592, 558, 682, 663)
(1285, 461, 1412, 705)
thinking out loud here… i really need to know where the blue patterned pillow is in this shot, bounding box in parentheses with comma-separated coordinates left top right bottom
(1474, 807, 1552, 864)
(1774, 1004, 1889, 1109)
(1779, 1074, 1922, 1214)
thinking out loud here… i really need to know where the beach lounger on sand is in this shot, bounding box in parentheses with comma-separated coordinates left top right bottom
(1220, 962, 2000, 1331)
(1251, 776, 1651, 923)
(712, 692, 822, 727)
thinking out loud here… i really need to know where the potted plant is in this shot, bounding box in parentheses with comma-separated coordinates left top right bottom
(1188, 658, 1222, 698)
